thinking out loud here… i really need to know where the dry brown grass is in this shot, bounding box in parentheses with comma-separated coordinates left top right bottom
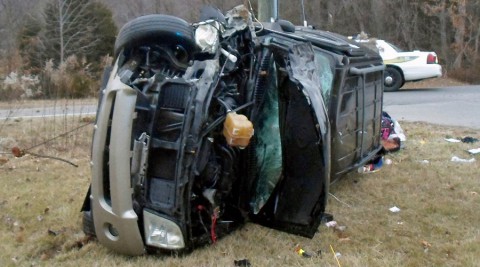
(0, 116, 479, 266)
(402, 77, 469, 89)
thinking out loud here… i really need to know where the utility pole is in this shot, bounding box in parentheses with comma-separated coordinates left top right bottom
(257, 0, 277, 22)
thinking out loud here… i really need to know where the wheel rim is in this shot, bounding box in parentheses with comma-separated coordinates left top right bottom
(384, 69, 400, 89)
(384, 75, 393, 85)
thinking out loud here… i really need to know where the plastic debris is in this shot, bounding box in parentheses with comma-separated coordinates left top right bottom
(295, 245, 312, 258)
(325, 221, 337, 228)
(451, 156, 476, 163)
(358, 164, 377, 173)
(444, 138, 461, 143)
(461, 136, 479, 143)
(359, 153, 386, 174)
(468, 148, 480, 154)
(384, 158, 393, 165)
(234, 259, 251, 267)
(358, 157, 383, 173)
(321, 212, 334, 223)
(389, 206, 401, 213)
(419, 160, 430, 164)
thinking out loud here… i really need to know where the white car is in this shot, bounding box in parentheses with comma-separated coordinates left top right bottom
(356, 38, 442, 91)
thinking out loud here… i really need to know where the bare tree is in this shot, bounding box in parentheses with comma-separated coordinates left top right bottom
(42, 0, 100, 64)
(450, 0, 467, 69)
(422, 0, 451, 67)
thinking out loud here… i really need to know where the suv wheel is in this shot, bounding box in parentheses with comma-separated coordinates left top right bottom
(114, 14, 196, 59)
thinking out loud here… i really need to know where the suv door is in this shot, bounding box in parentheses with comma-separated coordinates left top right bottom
(246, 38, 331, 238)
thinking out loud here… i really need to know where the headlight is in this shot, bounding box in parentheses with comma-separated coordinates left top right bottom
(143, 210, 185, 249)
(195, 21, 220, 54)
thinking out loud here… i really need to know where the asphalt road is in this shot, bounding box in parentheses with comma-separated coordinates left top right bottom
(0, 104, 97, 120)
(383, 85, 480, 129)
(1, 85, 479, 130)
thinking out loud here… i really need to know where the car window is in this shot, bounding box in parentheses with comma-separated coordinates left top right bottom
(385, 41, 404, 52)
(313, 49, 334, 110)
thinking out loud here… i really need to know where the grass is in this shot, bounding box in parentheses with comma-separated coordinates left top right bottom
(0, 116, 479, 266)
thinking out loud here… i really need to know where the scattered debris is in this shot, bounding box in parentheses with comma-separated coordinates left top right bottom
(384, 158, 393, 165)
(330, 245, 342, 267)
(321, 212, 334, 223)
(357, 165, 377, 173)
(419, 160, 430, 164)
(48, 229, 60, 236)
(234, 259, 252, 267)
(468, 148, 480, 155)
(338, 237, 351, 242)
(325, 222, 348, 239)
(421, 240, 432, 251)
(325, 221, 337, 228)
(295, 245, 312, 258)
(359, 155, 386, 174)
(451, 156, 475, 163)
(11, 147, 24, 157)
(461, 136, 478, 143)
(389, 206, 401, 213)
(444, 138, 461, 143)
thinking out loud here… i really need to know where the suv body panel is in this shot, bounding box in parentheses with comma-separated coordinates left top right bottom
(84, 9, 384, 256)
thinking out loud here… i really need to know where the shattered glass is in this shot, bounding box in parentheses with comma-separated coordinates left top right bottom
(313, 51, 334, 110)
(252, 61, 282, 214)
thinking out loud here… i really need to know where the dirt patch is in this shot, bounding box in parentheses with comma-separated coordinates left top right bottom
(402, 77, 469, 89)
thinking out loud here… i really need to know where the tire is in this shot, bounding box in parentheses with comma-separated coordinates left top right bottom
(82, 210, 96, 237)
(114, 14, 196, 59)
(384, 66, 403, 92)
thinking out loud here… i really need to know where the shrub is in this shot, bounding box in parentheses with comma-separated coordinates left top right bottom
(40, 55, 99, 99)
(448, 60, 480, 84)
(0, 72, 41, 101)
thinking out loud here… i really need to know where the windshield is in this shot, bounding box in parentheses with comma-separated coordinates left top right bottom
(385, 41, 404, 52)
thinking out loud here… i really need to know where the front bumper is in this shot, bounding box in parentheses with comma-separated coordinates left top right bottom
(90, 69, 145, 255)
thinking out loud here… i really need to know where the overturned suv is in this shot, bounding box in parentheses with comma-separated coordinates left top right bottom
(81, 6, 384, 255)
